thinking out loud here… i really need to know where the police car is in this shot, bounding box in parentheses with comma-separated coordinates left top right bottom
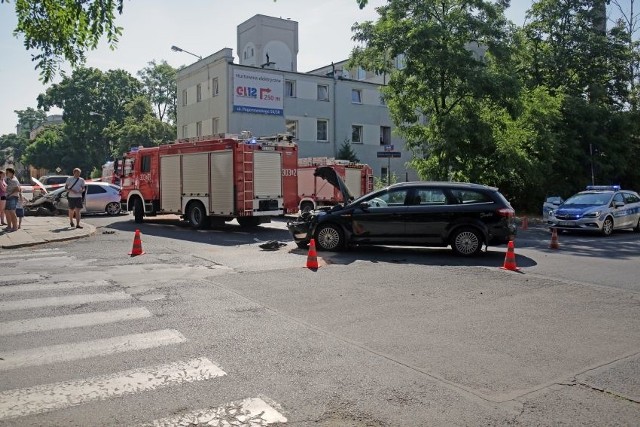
(547, 186, 640, 236)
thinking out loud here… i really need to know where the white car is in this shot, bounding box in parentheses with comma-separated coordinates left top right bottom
(28, 182, 122, 216)
(542, 196, 563, 221)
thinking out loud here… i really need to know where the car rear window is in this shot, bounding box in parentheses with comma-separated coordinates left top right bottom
(450, 189, 492, 204)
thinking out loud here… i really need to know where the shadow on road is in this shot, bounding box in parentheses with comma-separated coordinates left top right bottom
(104, 215, 293, 248)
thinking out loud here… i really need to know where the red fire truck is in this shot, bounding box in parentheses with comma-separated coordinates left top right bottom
(117, 134, 298, 228)
(297, 157, 373, 212)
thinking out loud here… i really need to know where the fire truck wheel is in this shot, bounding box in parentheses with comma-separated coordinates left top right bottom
(133, 199, 144, 223)
(237, 217, 260, 228)
(187, 202, 209, 229)
(300, 201, 314, 213)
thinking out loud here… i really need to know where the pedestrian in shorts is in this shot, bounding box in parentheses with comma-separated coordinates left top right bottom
(65, 168, 86, 229)
(3, 167, 20, 232)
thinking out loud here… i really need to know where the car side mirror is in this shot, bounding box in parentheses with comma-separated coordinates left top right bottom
(359, 201, 370, 210)
(553, 200, 562, 206)
(614, 201, 624, 208)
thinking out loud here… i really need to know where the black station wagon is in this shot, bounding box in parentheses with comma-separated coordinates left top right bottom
(287, 167, 517, 256)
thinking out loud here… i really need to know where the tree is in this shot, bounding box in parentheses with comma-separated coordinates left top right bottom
(103, 96, 175, 157)
(337, 139, 360, 162)
(0, 133, 29, 168)
(2, 0, 124, 83)
(14, 108, 47, 137)
(137, 60, 178, 123)
(22, 125, 75, 172)
(350, 0, 516, 181)
(37, 67, 144, 172)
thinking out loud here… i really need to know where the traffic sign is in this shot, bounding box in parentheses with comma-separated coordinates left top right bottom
(384, 145, 394, 152)
(377, 151, 401, 158)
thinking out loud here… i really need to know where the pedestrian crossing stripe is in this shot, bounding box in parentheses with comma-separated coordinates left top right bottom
(0, 291, 130, 311)
(0, 357, 226, 420)
(0, 329, 186, 371)
(139, 397, 287, 426)
(0, 307, 153, 336)
(0, 250, 66, 260)
(0, 274, 41, 285)
(0, 279, 113, 294)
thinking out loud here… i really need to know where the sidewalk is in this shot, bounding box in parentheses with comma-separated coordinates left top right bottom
(0, 216, 95, 249)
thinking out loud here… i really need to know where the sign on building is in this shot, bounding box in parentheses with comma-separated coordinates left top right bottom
(233, 70, 284, 116)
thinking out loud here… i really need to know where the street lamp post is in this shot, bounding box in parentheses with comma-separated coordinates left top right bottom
(171, 45, 202, 60)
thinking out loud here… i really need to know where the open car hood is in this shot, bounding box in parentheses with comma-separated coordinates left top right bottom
(314, 166, 353, 204)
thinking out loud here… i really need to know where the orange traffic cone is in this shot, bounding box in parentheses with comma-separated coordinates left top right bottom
(129, 229, 145, 256)
(500, 240, 520, 271)
(549, 228, 559, 249)
(521, 216, 528, 231)
(306, 238, 319, 269)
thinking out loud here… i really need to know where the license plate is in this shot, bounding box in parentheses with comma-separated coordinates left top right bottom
(558, 220, 575, 226)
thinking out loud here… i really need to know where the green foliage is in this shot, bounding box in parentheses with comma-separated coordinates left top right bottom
(14, 108, 47, 137)
(337, 139, 360, 162)
(36, 67, 144, 172)
(0, 132, 29, 167)
(22, 125, 76, 172)
(137, 60, 178, 124)
(3, 0, 124, 83)
(103, 96, 176, 157)
(374, 172, 398, 190)
(351, 0, 640, 212)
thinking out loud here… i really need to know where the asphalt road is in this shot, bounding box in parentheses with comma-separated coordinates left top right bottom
(1, 213, 639, 426)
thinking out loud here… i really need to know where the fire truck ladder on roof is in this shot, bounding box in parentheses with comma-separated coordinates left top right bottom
(238, 144, 254, 215)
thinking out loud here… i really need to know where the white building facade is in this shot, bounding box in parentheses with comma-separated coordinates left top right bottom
(176, 15, 417, 181)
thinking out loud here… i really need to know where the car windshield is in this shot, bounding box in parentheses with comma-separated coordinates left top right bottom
(563, 192, 612, 206)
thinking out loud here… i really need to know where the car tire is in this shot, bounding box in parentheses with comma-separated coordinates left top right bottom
(601, 217, 614, 236)
(237, 217, 260, 228)
(133, 199, 144, 223)
(315, 223, 344, 251)
(106, 202, 121, 216)
(187, 202, 209, 229)
(634, 217, 640, 232)
(450, 227, 483, 257)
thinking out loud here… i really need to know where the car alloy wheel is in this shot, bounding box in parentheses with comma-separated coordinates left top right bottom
(315, 224, 343, 251)
(451, 228, 482, 256)
(601, 217, 614, 236)
(106, 202, 121, 215)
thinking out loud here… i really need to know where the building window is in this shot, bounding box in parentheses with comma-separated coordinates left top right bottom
(380, 126, 391, 145)
(357, 67, 366, 80)
(182, 125, 188, 138)
(182, 89, 188, 106)
(286, 119, 298, 138)
(317, 84, 329, 101)
(381, 167, 388, 179)
(395, 53, 406, 70)
(351, 89, 362, 104)
(212, 117, 219, 135)
(285, 80, 296, 97)
(212, 77, 219, 96)
(196, 84, 202, 102)
(352, 125, 363, 143)
(196, 121, 202, 137)
(380, 93, 386, 105)
(316, 119, 328, 141)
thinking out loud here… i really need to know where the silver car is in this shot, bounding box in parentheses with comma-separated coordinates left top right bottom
(32, 182, 122, 215)
(547, 186, 640, 236)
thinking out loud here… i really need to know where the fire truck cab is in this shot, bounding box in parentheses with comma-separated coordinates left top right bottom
(117, 133, 298, 228)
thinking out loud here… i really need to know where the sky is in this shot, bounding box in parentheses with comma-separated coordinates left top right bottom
(0, 0, 532, 136)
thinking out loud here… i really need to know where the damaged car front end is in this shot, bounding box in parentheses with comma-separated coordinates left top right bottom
(287, 166, 352, 249)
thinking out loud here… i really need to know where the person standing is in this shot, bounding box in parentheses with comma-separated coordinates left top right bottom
(3, 167, 20, 232)
(0, 170, 6, 226)
(65, 168, 86, 229)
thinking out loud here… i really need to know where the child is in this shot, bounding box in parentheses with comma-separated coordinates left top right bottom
(16, 189, 27, 229)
